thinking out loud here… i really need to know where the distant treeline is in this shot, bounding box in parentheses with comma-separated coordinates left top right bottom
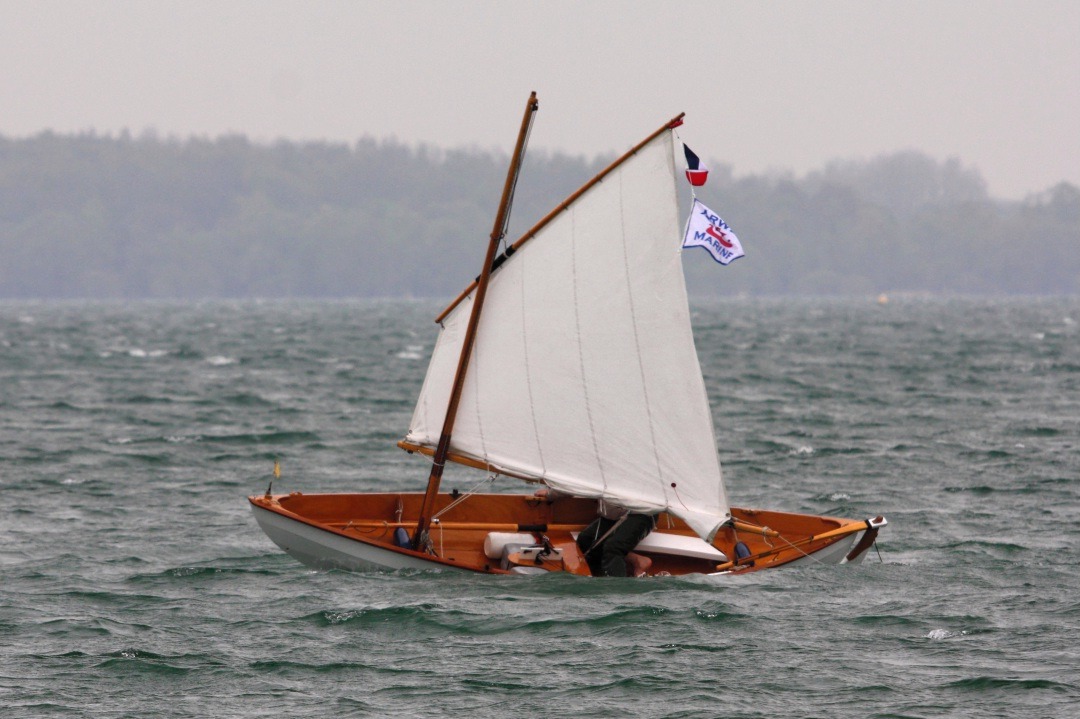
(1, 131, 1077, 299)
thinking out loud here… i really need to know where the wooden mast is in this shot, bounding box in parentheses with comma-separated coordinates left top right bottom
(411, 91, 539, 550)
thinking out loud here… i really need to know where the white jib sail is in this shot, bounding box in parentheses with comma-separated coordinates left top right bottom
(405, 129, 730, 541)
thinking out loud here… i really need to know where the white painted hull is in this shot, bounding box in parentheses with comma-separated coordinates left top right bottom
(253, 502, 878, 575)
(251, 504, 473, 573)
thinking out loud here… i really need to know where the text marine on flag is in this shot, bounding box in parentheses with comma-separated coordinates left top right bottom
(682, 199, 744, 266)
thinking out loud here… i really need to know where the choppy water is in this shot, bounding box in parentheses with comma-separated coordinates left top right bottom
(2, 297, 1078, 718)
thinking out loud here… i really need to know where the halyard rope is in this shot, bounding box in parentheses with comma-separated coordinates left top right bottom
(431, 473, 497, 522)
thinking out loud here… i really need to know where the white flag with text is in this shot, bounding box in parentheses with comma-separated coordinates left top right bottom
(682, 199, 744, 266)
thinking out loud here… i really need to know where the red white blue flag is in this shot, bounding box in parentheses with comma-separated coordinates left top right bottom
(683, 144, 708, 186)
(683, 198, 744, 265)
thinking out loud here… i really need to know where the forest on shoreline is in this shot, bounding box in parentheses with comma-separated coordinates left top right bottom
(2, 131, 1077, 299)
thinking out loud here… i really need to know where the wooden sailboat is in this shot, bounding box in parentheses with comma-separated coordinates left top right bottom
(249, 93, 886, 576)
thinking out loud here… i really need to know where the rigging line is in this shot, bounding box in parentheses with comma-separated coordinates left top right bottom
(351, 522, 392, 536)
(580, 514, 628, 557)
(431, 473, 497, 521)
(499, 103, 536, 244)
(668, 483, 691, 512)
(756, 532, 847, 585)
(473, 388, 488, 460)
(471, 300, 489, 461)
(615, 163, 669, 505)
(520, 250, 547, 477)
(730, 516, 773, 536)
(671, 126, 698, 203)
(569, 208, 607, 492)
(728, 515, 844, 580)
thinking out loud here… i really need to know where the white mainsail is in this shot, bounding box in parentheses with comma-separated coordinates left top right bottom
(405, 129, 730, 541)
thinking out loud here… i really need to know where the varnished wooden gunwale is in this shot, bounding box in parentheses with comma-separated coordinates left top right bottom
(250, 491, 871, 576)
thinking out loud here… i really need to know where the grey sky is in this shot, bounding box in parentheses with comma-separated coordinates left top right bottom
(3, 0, 1077, 199)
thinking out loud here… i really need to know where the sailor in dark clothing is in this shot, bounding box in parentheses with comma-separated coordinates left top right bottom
(535, 488, 655, 577)
(575, 510, 655, 577)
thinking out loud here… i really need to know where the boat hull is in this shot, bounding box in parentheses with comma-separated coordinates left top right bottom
(252, 503, 474, 573)
(249, 492, 884, 576)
